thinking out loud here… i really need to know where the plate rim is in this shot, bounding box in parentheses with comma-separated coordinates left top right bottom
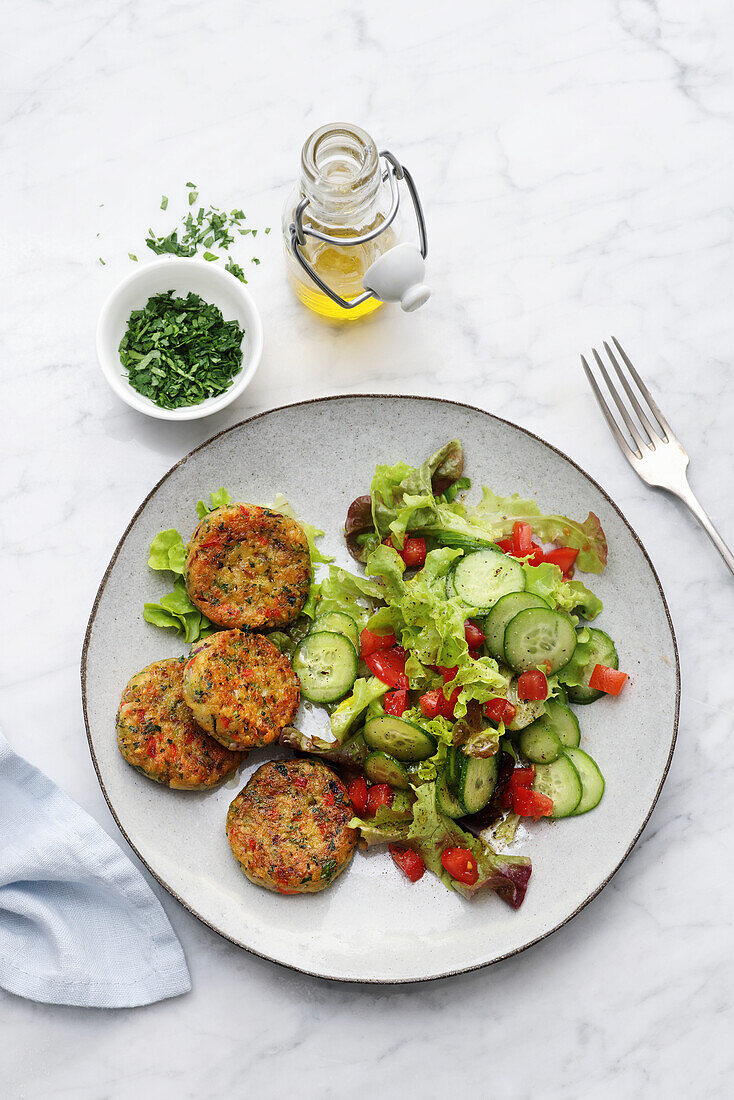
(80, 393, 680, 984)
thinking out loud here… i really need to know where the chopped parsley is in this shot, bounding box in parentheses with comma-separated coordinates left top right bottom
(118, 291, 244, 410)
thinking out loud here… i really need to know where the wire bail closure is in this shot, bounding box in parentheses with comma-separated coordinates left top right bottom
(288, 150, 428, 311)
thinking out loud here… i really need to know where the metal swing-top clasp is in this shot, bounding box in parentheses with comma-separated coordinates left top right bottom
(288, 150, 430, 312)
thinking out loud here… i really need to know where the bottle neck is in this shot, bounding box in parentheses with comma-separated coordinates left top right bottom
(299, 123, 382, 229)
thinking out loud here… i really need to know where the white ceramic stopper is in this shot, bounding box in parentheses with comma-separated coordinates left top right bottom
(363, 243, 430, 312)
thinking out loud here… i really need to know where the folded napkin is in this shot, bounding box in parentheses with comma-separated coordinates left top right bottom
(0, 728, 191, 1007)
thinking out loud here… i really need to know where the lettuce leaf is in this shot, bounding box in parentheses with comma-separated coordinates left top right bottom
(400, 709, 454, 782)
(143, 579, 215, 642)
(348, 818, 412, 848)
(280, 727, 369, 766)
(365, 543, 406, 599)
(370, 440, 464, 541)
(444, 659, 509, 721)
(330, 676, 389, 743)
(148, 529, 186, 575)
(196, 487, 232, 518)
(522, 562, 603, 621)
(315, 564, 385, 630)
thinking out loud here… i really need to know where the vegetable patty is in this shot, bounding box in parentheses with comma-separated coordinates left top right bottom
(182, 630, 300, 750)
(184, 504, 311, 630)
(117, 657, 245, 788)
(226, 759, 357, 894)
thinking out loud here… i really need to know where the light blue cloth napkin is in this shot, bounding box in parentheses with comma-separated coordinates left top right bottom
(0, 729, 191, 1007)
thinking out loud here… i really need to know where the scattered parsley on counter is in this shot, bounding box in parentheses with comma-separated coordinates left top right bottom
(225, 258, 246, 282)
(140, 185, 266, 281)
(118, 291, 244, 410)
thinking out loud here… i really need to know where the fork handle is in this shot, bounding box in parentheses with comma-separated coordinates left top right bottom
(675, 481, 734, 577)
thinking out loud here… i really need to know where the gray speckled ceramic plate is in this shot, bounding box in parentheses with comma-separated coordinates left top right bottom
(82, 395, 679, 983)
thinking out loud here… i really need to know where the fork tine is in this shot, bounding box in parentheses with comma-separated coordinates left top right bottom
(611, 336, 672, 441)
(592, 348, 646, 455)
(580, 355, 639, 461)
(603, 341, 659, 444)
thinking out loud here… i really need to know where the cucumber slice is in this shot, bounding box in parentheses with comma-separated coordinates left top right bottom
(519, 724, 562, 764)
(446, 744, 464, 792)
(436, 768, 465, 818)
(543, 698, 581, 748)
(565, 747, 605, 814)
(503, 608, 577, 674)
(363, 716, 437, 762)
(505, 674, 547, 731)
(364, 751, 410, 790)
(532, 755, 583, 818)
(448, 549, 525, 613)
(566, 628, 619, 705)
(457, 753, 498, 814)
(293, 631, 358, 703)
(484, 592, 550, 661)
(311, 611, 360, 652)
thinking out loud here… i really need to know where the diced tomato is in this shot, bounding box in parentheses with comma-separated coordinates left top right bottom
(512, 521, 533, 557)
(293, 775, 308, 789)
(388, 844, 426, 883)
(496, 537, 514, 554)
(543, 546, 579, 576)
(364, 647, 409, 689)
(401, 537, 427, 569)
(589, 664, 628, 696)
(464, 620, 486, 648)
(508, 522, 545, 564)
(360, 628, 396, 658)
(508, 766, 535, 792)
(526, 542, 546, 566)
(513, 787, 554, 819)
(384, 689, 408, 716)
(444, 687, 461, 717)
(484, 697, 517, 726)
(382, 534, 426, 569)
(146, 738, 157, 757)
(438, 665, 458, 684)
(347, 776, 368, 817)
(441, 847, 479, 886)
(366, 783, 394, 815)
(468, 649, 481, 661)
(419, 687, 458, 720)
(517, 670, 548, 701)
(419, 689, 444, 719)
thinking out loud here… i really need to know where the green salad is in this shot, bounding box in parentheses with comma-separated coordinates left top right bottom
(144, 440, 628, 906)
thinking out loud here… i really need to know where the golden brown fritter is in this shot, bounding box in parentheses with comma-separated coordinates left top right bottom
(182, 630, 300, 751)
(116, 657, 245, 789)
(226, 759, 357, 894)
(184, 504, 311, 630)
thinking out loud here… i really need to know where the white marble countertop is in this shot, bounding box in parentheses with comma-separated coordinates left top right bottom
(3, 0, 733, 1096)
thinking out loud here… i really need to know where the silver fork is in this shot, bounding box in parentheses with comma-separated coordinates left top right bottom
(581, 337, 734, 577)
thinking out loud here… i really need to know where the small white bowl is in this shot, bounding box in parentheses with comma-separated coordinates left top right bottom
(96, 257, 264, 421)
